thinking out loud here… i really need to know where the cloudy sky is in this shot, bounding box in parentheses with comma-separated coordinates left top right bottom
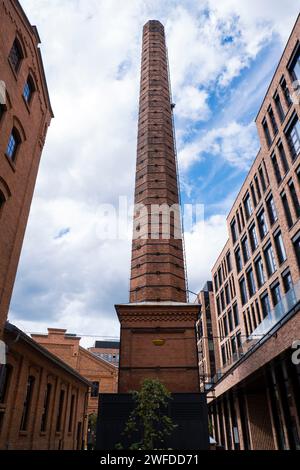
(10, 0, 300, 346)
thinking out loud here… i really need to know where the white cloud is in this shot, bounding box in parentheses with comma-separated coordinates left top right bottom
(10, 0, 299, 339)
(178, 120, 259, 171)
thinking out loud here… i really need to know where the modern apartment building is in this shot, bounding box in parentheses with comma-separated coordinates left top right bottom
(199, 14, 300, 450)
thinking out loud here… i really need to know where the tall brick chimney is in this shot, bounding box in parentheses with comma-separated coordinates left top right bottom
(116, 21, 199, 393)
(129, 20, 187, 303)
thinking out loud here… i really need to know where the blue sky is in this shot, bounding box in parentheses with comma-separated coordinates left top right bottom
(9, 0, 300, 346)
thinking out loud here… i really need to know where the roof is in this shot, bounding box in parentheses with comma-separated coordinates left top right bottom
(5, 322, 90, 386)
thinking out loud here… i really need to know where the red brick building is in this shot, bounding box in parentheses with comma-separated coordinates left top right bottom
(117, 20, 200, 394)
(0, 323, 89, 450)
(32, 329, 118, 417)
(198, 14, 300, 450)
(0, 0, 53, 338)
(0, 1, 91, 450)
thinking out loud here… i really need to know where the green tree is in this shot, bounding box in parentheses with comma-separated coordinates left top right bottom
(117, 379, 177, 450)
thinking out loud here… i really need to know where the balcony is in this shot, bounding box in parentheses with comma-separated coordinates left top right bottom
(210, 280, 300, 387)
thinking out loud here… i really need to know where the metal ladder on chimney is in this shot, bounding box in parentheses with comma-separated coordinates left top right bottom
(166, 47, 189, 303)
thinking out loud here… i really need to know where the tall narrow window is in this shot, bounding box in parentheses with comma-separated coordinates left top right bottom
(91, 381, 99, 398)
(254, 175, 261, 201)
(241, 236, 250, 263)
(0, 365, 12, 404)
(246, 268, 256, 297)
(266, 195, 278, 225)
(282, 271, 293, 293)
(257, 210, 268, 239)
(249, 224, 258, 252)
(259, 167, 267, 192)
(281, 191, 293, 228)
(243, 193, 253, 220)
(235, 247, 243, 273)
(268, 107, 278, 136)
(261, 292, 271, 318)
(23, 76, 35, 104)
(56, 389, 65, 432)
(68, 394, 75, 433)
(40, 383, 52, 432)
(8, 38, 24, 73)
(274, 231, 287, 264)
(286, 118, 300, 161)
(280, 77, 292, 108)
(231, 219, 237, 244)
(271, 282, 282, 307)
(226, 252, 232, 273)
(262, 119, 272, 147)
(278, 142, 289, 174)
(0, 191, 5, 215)
(274, 93, 285, 123)
(239, 277, 248, 306)
(289, 45, 300, 81)
(288, 180, 300, 218)
(271, 153, 282, 184)
(233, 303, 239, 327)
(264, 243, 277, 276)
(6, 128, 21, 161)
(250, 183, 257, 208)
(20, 376, 35, 431)
(255, 256, 266, 288)
(292, 231, 300, 269)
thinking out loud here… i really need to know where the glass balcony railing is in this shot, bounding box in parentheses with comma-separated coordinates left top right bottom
(209, 280, 300, 387)
(249, 280, 300, 343)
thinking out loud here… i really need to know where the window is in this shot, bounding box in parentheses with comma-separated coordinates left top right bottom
(8, 38, 23, 72)
(233, 303, 239, 327)
(0, 103, 5, 121)
(278, 142, 289, 174)
(220, 290, 225, 311)
(241, 237, 250, 263)
(262, 119, 272, 147)
(40, 383, 52, 433)
(255, 256, 265, 288)
(280, 77, 292, 108)
(274, 231, 287, 264)
(231, 219, 237, 243)
(271, 153, 282, 184)
(0, 365, 12, 404)
(231, 336, 237, 356)
(221, 345, 226, 366)
(288, 180, 300, 218)
(268, 107, 278, 136)
(264, 243, 277, 276)
(266, 195, 278, 225)
(68, 394, 75, 433)
(239, 277, 248, 306)
(259, 167, 267, 192)
(290, 45, 300, 81)
(250, 183, 257, 208)
(254, 175, 261, 200)
(226, 252, 232, 273)
(218, 267, 223, 286)
(225, 283, 230, 305)
(249, 224, 258, 252)
(257, 210, 268, 239)
(281, 191, 293, 228)
(274, 93, 285, 123)
(271, 282, 282, 307)
(292, 231, 300, 269)
(91, 381, 99, 398)
(261, 292, 271, 318)
(214, 274, 218, 292)
(6, 128, 21, 161)
(23, 76, 35, 104)
(286, 118, 300, 161)
(216, 296, 221, 316)
(0, 191, 5, 215)
(246, 268, 256, 297)
(20, 375, 35, 431)
(228, 309, 233, 332)
(223, 315, 228, 336)
(243, 193, 253, 220)
(235, 247, 243, 273)
(282, 271, 293, 293)
(56, 389, 65, 432)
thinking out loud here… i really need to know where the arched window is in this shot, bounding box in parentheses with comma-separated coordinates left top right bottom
(0, 364, 13, 404)
(8, 38, 24, 73)
(23, 75, 36, 104)
(0, 190, 5, 213)
(6, 127, 21, 161)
